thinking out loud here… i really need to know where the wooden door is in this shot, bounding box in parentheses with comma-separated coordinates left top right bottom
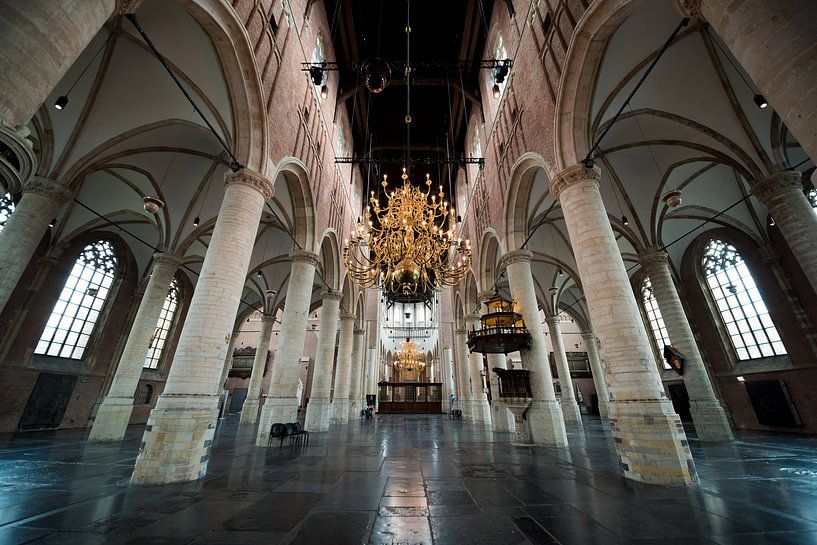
(19, 373, 77, 431)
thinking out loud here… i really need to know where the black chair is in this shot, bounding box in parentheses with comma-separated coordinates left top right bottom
(293, 421, 309, 447)
(267, 422, 288, 449)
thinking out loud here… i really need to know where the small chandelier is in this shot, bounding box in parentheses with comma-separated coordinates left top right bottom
(394, 338, 426, 371)
(343, 168, 471, 296)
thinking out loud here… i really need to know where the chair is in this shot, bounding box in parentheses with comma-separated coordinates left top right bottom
(267, 422, 288, 449)
(293, 421, 309, 447)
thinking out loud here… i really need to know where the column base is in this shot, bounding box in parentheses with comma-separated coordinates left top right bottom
(348, 399, 362, 421)
(504, 398, 533, 445)
(130, 394, 218, 484)
(598, 401, 610, 420)
(88, 397, 134, 442)
(330, 398, 349, 425)
(560, 399, 583, 426)
(491, 402, 512, 433)
(305, 397, 331, 431)
(690, 399, 734, 442)
(527, 399, 568, 446)
(256, 396, 298, 446)
(607, 399, 698, 486)
(239, 398, 261, 426)
(473, 398, 492, 427)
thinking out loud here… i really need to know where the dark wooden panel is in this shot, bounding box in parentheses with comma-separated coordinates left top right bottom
(19, 373, 77, 431)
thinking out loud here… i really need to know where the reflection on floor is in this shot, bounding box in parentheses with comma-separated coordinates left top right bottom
(0, 414, 816, 544)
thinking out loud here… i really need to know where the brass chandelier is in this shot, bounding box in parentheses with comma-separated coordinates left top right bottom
(393, 338, 426, 371)
(343, 168, 471, 295)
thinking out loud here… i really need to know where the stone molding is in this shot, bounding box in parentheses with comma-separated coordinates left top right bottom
(638, 248, 670, 273)
(544, 315, 561, 325)
(580, 331, 595, 341)
(117, 0, 145, 15)
(260, 314, 276, 324)
(499, 249, 533, 268)
(672, 0, 702, 18)
(225, 168, 274, 201)
(22, 177, 73, 204)
(454, 328, 466, 335)
(289, 249, 321, 269)
(751, 171, 804, 202)
(151, 252, 183, 270)
(353, 328, 365, 335)
(550, 165, 601, 200)
(323, 289, 343, 302)
(340, 313, 356, 321)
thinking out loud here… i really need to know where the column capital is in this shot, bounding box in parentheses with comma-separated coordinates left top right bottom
(580, 331, 595, 341)
(231, 330, 242, 339)
(151, 252, 183, 270)
(353, 328, 365, 335)
(260, 314, 276, 324)
(544, 315, 562, 325)
(499, 249, 533, 268)
(551, 165, 601, 200)
(289, 249, 321, 269)
(340, 313, 356, 322)
(116, 0, 145, 14)
(638, 248, 670, 273)
(225, 168, 274, 201)
(751, 170, 804, 203)
(672, 0, 702, 18)
(322, 289, 343, 302)
(454, 328, 467, 335)
(22, 177, 73, 204)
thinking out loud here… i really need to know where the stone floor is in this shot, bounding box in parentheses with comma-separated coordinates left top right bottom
(0, 414, 816, 545)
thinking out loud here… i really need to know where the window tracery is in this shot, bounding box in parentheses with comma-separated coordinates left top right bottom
(703, 239, 786, 360)
(35, 240, 118, 359)
(0, 192, 14, 233)
(143, 277, 180, 369)
(641, 277, 672, 369)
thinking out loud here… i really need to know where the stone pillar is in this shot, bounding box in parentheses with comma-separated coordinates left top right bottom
(366, 347, 378, 397)
(486, 353, 514, 433)
(347, 328, 365, 420)
(751, 171, 817, 295)
(500, 250, 568, 446)
(465, 314, 492, 426)
(676, 0, 817, 164)
(256, 250, 319, 446)
(0, 177, 72, 316)
(581, 332, 610, 419)
(552, 165, 696, 485)
(131, 168, 274, 484)
(545, 316, 583, 425)
(239, 314, 275, 426)
(453, 328, 473, 419)
(217, 330, 240, 417)
(89, 252, 181, 441)
(639, 249, 733, 442)
(304, 290, 342, 432)
(442, 346, 454, 412)
(331, 313, 355, 425)
(0, 0, 136, 128)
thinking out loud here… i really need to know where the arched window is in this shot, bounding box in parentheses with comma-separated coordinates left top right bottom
(808, 188, 816, 212)
(641, 277, 671, 369)
(0, 192, 14, 233)
(35, 240, 118, 359)
(703, 239, 786, 360)
(137, 383, 153, 404)
(143, 277, 180, 369)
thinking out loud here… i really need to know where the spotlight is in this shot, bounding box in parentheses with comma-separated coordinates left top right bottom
(456, 214, 462, 223)
(48, 218, 57, 228)
(492, 83, 501, 100)
(193, 215, 200, 227)
(768, 216, 775, 227)
(320, 85, 329, 100)
(257, 270, 263, 278)
(54, 96, 68, 110)
(558, 268, 564, 277)
(493, 60, 510, 84)
(622, 215, 629, 226)
(309, 66, 324, 86)
(753, 94, 768, 109)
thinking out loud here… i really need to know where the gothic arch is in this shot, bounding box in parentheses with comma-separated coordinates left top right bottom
(505, 152, 552, 251)
(272, 157, 316, 252)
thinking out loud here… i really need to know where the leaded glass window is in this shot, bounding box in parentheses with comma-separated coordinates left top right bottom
(143, 277, 180, 369)
(641, 277, 671, 369)
(703, 239, 786, 360)
(35, 240, 118, 359)
(808, 188, 816, 212)
(0, 192, 14, 233)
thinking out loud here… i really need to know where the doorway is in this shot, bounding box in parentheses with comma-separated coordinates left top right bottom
(19, 373, 77, 431)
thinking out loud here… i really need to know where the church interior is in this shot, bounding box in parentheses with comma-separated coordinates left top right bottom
(0, 0, 816, 543)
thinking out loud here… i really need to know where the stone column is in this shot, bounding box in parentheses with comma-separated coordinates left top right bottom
(239, 314, 275, 425)
(752, 171, 817, 295)
(486, 353, 514, 433)
(454, 328, 473, 419)
(676, 0, 817, 164)
(442, 346, 454, 412)
(545, 316, 583, 425)
(304, 290, 342, 432)
(552, 165, 696, 485)
(0, 0, 141, 128)
(256, 250, 319, 446)
(366, 347, 378, 397)
(581, 332, 610, 419)
(465, 314, 492, 426)
(331, 313, 355, 425)
(500, 250, 568, 446)
(639, 249, 733, 442)
(131, 168, 274, 484)
(217, 330, 240, 418)
(0, 177, 72, 315)
(89, 252, 181, 441)
(347, 328, 365, 420)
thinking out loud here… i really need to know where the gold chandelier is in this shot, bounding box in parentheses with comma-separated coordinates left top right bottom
(393, 338, 426, 371)
(343, 168, 471, 295)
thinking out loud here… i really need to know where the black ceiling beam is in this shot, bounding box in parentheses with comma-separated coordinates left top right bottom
(303, 59, 511, 72)
(335, 156, 484, 168)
